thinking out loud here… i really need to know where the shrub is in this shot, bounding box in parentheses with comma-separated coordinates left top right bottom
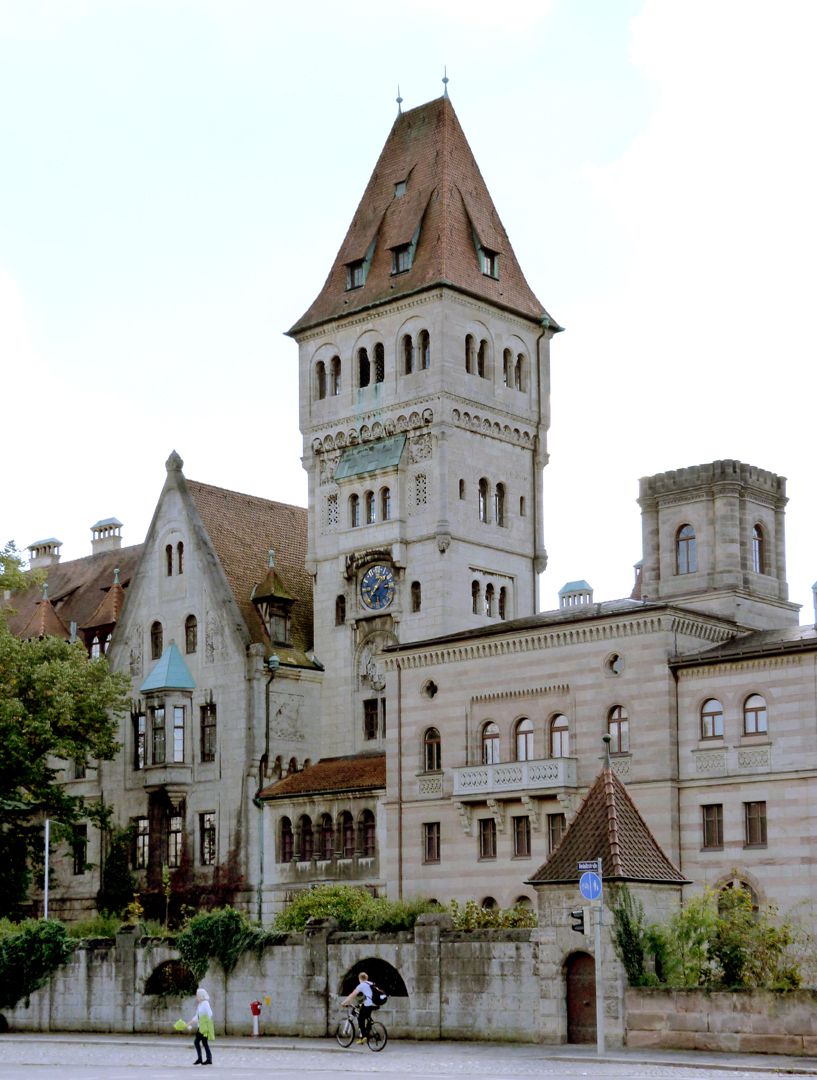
(0, 919, 73, 1009)
(610, 885, 650, 985)
(274, 885, 443, 933)
(66, 912, 123, 939)
(448, 899, 537, 930)
(176, 906, 280, 981)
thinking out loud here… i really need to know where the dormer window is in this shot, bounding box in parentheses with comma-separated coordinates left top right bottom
(481, 248, 499, 279)
(260, 601, 290, 646)
(346, 259, 365, 290)
(394, 179, 407, 198)
(392, 244, 412, 275)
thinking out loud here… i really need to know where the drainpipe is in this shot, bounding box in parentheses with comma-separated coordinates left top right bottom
(396, 658, 403, 900)
(254, 654, 279, 923)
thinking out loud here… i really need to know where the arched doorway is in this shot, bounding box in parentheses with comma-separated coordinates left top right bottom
(565, 951, 595, 1043)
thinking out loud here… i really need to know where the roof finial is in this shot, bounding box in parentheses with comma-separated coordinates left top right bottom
(602, 733, 612, 769)
(42, 581, 49, 601)
(114, 568, 120, 585)
(396, 84, 403, 116)
(268, 548, 276, 570)
(442, 66, 449, 98)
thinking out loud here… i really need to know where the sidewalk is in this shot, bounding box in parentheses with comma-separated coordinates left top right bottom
(3, 1031, 816, 1075)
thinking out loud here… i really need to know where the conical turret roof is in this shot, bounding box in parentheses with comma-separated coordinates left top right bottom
(289, 96, 558, 335)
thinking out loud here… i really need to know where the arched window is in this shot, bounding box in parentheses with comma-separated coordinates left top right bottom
(478, 478, 489, 523)
(519, 496, 526, 516)
(319, 813, 334, 860)
(676, 524, 697, 574)
(359, 809, 376, 857)
(349, 494, 360, 528)
(335, 594, 346, 625)
(103, 632, 112, 654)
(465, 334, 475, 374)
(494, 483, 505, 527)
(752, 524, 765, 574)
(411, 580, 421, 612)
(701, 698, 724, 739)
(330, 355, 341, 396)
(185, 614, 197, 654)
(459, 478, 466, 500)
(165, 544, 173, 577)
(279, 817, 293, 863)
(550, 714, 569, 757)
(150, 621, 163, 660)
(498, 586, 507, 620)
(477, 339, 488, 378)
(419, 329, 430, 369)
(424, 727, 441, 771)
(515, 353, 526, 391)
(403, 334, 414, 374)
(365, 490, 376, 525)
(485, 583, 495, 617)
(299, 815, 313, 861)
(177, 542, 184, 574)
(90, 636, 101, 659)
(358, 347, 370, 388)
(515, 717, 534, 761)
(340, 811, 355, 857)
(503, 348, 512, 386)
(374, 342, 385, 383)
(471, 580, 480, 614)
(743, 694, 767, 735)
(380, 487, 391, 520)
(481, 896, 497, 910)
(481, 721, 500, 764)
(607, 705, 629, 754)
(315, 360, 326, 400)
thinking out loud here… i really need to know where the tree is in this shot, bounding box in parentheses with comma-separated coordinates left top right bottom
(0, 616, 131, 916)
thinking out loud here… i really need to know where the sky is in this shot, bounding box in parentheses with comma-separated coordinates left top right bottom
(2, 0, 817, 617)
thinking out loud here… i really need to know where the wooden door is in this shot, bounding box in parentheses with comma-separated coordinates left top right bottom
(566, 951, 596, 1043)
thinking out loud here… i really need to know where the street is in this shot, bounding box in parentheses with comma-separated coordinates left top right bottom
(0, 1034, 814, 1080)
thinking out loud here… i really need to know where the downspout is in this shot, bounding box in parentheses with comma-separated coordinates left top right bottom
(396, 658, 404, 900)
(670, 663, 683, 881)
(254, 654, 279, 923)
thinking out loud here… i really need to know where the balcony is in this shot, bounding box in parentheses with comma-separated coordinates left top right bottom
(452, 757, 577, 800)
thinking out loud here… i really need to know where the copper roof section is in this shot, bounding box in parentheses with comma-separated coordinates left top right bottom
(5, 546, 143, 641)
(258, 754, 386, 800)
(527, 765, 687, 886)
(289, 96, 557, 335)
(186, 480, 314, 664)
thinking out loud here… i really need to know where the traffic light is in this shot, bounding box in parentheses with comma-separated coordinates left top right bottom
(570, 907, 589, 934)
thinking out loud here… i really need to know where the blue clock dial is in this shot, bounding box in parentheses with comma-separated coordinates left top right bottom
(360, 564, 396, 610)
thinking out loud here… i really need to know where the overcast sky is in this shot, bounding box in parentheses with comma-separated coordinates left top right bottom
(3, 0, 816, 618)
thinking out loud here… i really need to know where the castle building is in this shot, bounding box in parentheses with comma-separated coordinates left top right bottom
(7, 94, 817, 930)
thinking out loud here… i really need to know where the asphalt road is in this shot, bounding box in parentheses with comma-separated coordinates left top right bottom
(0, 1034, 814, 1080)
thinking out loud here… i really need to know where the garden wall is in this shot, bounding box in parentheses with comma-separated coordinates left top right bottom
(626, 988, 817, 1056)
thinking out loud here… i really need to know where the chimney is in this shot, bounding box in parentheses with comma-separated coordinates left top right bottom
(27, 538, 62, 569)
(558, 580, 594, 610)
(91, 518, 123, 554)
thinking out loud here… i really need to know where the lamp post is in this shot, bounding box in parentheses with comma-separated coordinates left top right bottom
(256, 654, 280, 923)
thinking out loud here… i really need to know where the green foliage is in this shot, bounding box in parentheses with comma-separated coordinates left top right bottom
(0, 618, 131, 915)
(0, 918, 73, 1008)
(448, 898, 537, 930)
(610, 886, 650, 985)
(97, 826, 136, 917)
(273, 884, 443, 933)
(176, 906, 281, 981)
(0, 542, 42, 597)
(711, 886, 797, 989)
(66, 912, 123, 939)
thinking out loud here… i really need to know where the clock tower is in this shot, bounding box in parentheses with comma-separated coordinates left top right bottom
(288, 94, 560, 758)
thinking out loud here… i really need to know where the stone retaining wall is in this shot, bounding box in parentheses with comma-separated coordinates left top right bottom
(625, 988, 817, 1056)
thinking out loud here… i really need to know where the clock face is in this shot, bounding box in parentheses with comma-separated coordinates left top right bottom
(360, 564, 396, 610)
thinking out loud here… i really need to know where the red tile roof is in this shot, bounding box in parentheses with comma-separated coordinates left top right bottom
(289, 96, 557, 336)
(186, 480, 313, 665)
(527, 765, 687, 886)
(259, 754, 386, 800)
(17, 594, 71, 640)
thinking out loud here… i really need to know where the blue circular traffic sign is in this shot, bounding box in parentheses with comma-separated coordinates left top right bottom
(579, 871, 602, 901)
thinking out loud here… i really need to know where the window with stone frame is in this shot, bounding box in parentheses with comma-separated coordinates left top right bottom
(471, 579, 480, 614)
(513, 815, 531, 858)
(177, 542, 184, 575)
(185, 614, 197, 654)
(550, 715, 569, 758)
(411, 580, 421, 612)
(165, 545, 173, 577)
(478, 478, 489, 523)
(423, 727, 441, 772)
(607, 705, 629, 754)
(380, 486, 391, 520)
(315, 360, 326, 400)
(330, 355, 341, 395)
(133, 712, 146, 770)
(751, 524, 765, 573)
(743, 694, 768, 735)
(319, 814, 334, 860)
(199, 811, 216, 866)
(403, 334, 414, 374)
(359, 809, 376, 857)
(173, 705, 185, 762)
(547, 812, 566, 854)
(419, 329, 430, 369)
(363, 697, 385, 740)
(423, 821, 441, 863)
(515, 717, 534, 761)
(150, 620, 163, 660)
(494, 483, 506, 526)
(373, 342, 385, 383)
(365, 490, 376, 524)
(349, 493, 361, 528)
(358, 348, 370, 388)
(481, 721, 500, 764)
(72, 824, 88, 875)
(151, 704, 166, 764)
(279, 817, 293, 862)
(676, 523, 698, 574)
(498, 586, 508, 620)
(299, 815, 314, 860)
(133, 816, 149, 869)
(200, 702, 216, 762)
(478, 817, 497, 859)
(165, 813, 183, 868)
(744, 800, 767, 847)
(700, 698, 724, 739)
(702, 803, 723, 849)
(335, 594, 346, 625)
(340, 811, 355, 857)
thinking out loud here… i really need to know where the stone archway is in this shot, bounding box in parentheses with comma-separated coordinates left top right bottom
(565, 951, 595, 1043)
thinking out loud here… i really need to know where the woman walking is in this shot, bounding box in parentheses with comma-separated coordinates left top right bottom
(188, 986, 215, 1065)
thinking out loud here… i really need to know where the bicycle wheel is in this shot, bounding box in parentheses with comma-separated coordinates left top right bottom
(367, 1021, 388, 1051)
(335, 1017, 355, 1047)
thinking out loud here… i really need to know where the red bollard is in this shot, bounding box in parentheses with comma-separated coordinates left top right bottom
(250, 1000, 262, 1037)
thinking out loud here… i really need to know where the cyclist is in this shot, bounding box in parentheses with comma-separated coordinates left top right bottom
(341, 970, 374, 1043)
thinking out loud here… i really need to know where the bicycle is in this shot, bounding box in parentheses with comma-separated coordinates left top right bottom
(334, 1004, 388, 1051)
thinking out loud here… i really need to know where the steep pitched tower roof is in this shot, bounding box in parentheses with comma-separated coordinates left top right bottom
(289, 95, 559, 336)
